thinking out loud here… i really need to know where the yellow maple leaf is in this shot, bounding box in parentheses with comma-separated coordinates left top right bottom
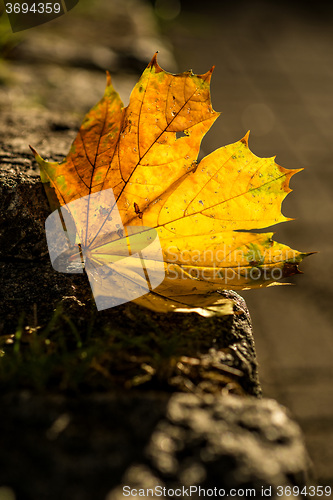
(31, 54, 311, 316)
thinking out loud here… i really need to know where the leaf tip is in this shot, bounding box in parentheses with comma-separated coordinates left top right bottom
(29, 145, 38, 157)
(198, 65, 215, 83)
(147, 51, 163, 73)
(105, 70, 112, 87)
(303, 251, 318, 258)
(284, 166, 304, 179)
(29, 145, 46, 166)
(241, 130, 250, 145)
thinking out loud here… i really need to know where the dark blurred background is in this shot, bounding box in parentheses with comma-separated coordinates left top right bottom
(1, 0, 333, 487)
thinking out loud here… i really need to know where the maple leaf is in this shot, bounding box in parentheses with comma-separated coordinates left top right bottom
(31, 53, 311, 316)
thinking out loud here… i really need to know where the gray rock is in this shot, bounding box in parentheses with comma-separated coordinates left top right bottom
(0, 392, 310, 500)
(145, 393, 310, 494)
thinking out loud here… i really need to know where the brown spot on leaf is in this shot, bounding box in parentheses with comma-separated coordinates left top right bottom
(134, 202, 143, 219)
(282, 262, 303, 278)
